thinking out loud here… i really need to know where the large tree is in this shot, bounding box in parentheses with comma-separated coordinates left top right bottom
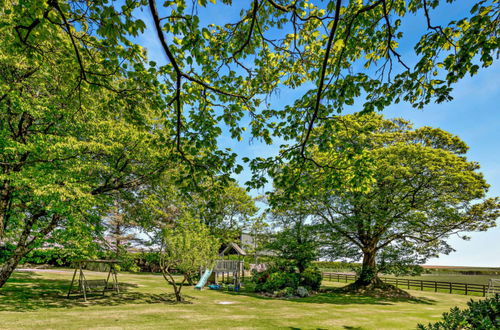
(0, 6, 172, 287)
(191, 181, 259, 242)
(272, 114, 499, 287)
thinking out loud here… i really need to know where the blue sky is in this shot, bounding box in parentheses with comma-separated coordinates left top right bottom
(135, 1, 499, 267)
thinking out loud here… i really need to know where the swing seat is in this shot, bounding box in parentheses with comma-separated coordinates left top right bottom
(79, 279, 108, 289)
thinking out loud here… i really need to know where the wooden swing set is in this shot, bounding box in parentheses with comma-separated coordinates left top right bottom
(67, 260, 120, 301)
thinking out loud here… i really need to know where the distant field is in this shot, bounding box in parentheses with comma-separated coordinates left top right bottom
(322, 272, 500, 297)
(319, 270, 500, 284)
(423, 265, 500, 271)
(386, 274, 500, 286)
(318, 264, 500, 282)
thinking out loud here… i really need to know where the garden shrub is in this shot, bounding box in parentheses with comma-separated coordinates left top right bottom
(296, 286, 309, 298)
(274, 287, 295, 298)
(0, 245, 158, 273)
(133, 252, 162, 272)
(0, 246, 74, 266)
(417, 294, 500, 329)
(251, 262, 322, 295)
(299, 266, 322, 291)
(260, 272, 299, 293)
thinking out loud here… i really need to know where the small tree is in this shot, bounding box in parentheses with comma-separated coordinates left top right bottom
(268, 208, 320, 273)
(104, 200, 141, 258)
(159, 217, 219, 302)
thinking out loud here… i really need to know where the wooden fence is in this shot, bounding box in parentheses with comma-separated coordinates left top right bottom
(322, 272, 500, 297)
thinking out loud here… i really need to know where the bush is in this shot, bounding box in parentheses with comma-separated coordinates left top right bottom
(274, 287, 295, 298)
(299, 266, 322, 291)
(417, 294, 500, 329)
(251, 262, 322, 295)
(260, 272, 299, 293)
(296, 286, 309, 297)
(132, 252, 162, 272)
(252, 262, 298, 293)
(0, 246, 74, 267)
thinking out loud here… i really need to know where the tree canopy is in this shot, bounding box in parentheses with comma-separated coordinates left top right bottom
(3, 0, 499, 181)
(0, 7, 172, 286)
(270, 114, 499, 286)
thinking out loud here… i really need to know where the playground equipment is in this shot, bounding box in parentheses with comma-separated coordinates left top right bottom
(195, 242, 246, 290)
(67, 260, 120, 301)
(195, 268, 213, 290)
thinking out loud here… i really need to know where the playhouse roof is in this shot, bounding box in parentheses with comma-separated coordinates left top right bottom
(220, 242, 246, 256)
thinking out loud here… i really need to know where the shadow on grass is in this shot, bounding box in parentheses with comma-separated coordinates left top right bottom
(288, 328, 329, 330)
(0, 271, 196, 312)
(220, 285, 436, 306)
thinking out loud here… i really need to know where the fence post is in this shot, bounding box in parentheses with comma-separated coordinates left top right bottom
(465, 284, 468, 296)
(407, 279, 410, 290)
(420, 281, 423, 291)
(483, 285, 486, 297)
(449, 282, 452, 294)
(435, 282, 437, 292)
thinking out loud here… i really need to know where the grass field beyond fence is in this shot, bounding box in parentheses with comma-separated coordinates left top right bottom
(323, 272, 500, 297)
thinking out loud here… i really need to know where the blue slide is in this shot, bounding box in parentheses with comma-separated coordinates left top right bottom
(195, 269, 213, 290)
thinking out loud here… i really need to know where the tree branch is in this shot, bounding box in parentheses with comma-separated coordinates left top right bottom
(300, 0, 342, 158)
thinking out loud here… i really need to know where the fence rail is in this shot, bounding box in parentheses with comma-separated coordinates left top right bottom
(322, 272, 500, 297)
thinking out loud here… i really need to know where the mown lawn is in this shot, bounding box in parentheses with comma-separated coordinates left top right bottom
(0, 269, 479, 329)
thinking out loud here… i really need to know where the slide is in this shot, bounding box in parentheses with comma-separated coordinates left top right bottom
(194, 269, 213, 290)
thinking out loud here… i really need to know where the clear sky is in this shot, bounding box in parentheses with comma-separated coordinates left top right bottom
(135, 1, 499, 267)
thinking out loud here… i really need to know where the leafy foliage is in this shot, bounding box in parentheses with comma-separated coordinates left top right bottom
(417, 294, 500, 329)
(159, 217, 219, 301)
(268, 206, 321, 273)
(299, 265, 323, 291)
(0, 2, 172, 287)
(271, 113, 499, 285)
(0, 246, 70, 266)
(123, 172, 257, 246)
(251, 262, 322, 295)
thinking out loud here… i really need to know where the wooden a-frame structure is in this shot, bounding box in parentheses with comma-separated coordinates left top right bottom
(67, 260, 120, 301)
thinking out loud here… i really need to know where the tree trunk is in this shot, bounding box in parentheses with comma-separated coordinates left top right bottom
(0, 244, 30, 288)
(160, 268, 184, 302)
(355, 248, 381, 287)
(174, 287, 183, 302)
(0, 212, 58, 289)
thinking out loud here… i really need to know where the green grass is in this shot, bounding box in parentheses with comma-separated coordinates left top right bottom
(387, 274, 500, 286)
(0, 269, 480, 329)
(324, 273, 500, 296)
